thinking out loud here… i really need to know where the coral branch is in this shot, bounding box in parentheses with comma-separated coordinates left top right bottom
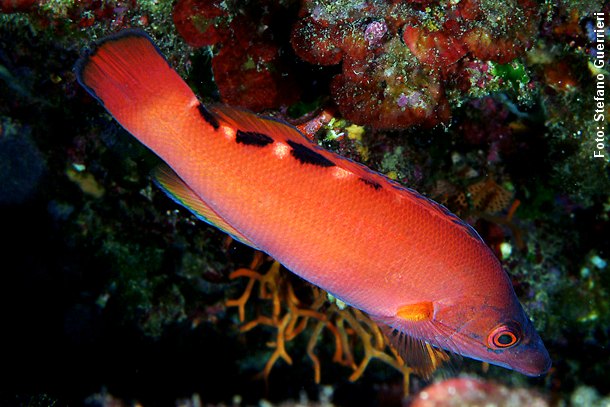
(226, 255, 413, 393)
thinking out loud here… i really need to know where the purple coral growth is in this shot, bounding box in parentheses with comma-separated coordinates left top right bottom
(364, 20, 387, 46)
(397, 91, 424, 108)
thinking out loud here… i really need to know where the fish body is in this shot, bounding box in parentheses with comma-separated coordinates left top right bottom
(76, 30, 551, 376)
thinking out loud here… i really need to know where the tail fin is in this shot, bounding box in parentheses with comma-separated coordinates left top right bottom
(75, 29, 201, 149)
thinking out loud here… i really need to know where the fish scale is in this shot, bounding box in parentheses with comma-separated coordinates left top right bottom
(76, 28, 551, 378)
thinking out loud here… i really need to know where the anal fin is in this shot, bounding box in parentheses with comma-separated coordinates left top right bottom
(153, 165, 258, 249)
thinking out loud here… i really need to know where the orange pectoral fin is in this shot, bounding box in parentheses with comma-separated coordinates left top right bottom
(153, 165, 258, 249)
(375, 302, 450, 378)
(396, 301, 434, 322)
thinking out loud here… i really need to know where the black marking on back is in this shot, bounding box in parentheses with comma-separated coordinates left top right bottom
(235, 130, 273, 147)
(359, 178, 382, 190)
(286, 140, 335, 167)
(198, 103, 220, 130)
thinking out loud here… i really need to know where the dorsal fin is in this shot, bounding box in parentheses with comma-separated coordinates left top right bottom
(210, 105, 388, 179)
(387, 181, 485, 243)
(210, 105, 311, 143)
(153, 165, 258, 249)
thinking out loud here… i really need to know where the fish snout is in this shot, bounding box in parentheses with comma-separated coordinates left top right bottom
(510, 335, 552, 376)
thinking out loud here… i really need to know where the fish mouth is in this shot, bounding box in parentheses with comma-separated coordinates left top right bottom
(513, 350, 552, 376)
(507, 336, 552, 377)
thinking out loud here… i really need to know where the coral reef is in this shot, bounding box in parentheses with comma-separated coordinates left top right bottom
(172, 0, 300, 111)
(0, 0, 609, 406)
(210, 14, 300, 111)
(172, 0, 230, 48)
(167, 0, 542, 128)
(290, 0, 541, 129)
(0, 0, 35, 13)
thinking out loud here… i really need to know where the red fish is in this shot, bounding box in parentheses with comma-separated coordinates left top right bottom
(75, 30, 551, 377)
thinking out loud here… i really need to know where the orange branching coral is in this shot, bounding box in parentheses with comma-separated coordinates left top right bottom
(463, 179, 526, 251)
(226, 255, 411, 390)
(466, 178, 515, 214)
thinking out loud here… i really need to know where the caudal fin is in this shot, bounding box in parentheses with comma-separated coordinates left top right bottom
(75, 29, 203, 149)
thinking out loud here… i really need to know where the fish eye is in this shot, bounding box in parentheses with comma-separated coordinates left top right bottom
(488, 322, 521, 349)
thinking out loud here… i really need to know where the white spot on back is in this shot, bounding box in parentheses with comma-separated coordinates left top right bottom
(220, 125, 235, 140)
(332, 166, 352, 180)
(273, 142, 290, 159)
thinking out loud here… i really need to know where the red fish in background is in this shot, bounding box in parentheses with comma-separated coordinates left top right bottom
(75, 29, 551, 377)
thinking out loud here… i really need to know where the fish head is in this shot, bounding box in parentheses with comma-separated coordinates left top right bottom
(431, 294, 551, 376)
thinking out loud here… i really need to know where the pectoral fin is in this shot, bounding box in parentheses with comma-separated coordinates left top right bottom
(396, 301, 434, 322)
(153, 165, 258, 249)
(374, 316, 451, 379)
(372, 302, 453, 378)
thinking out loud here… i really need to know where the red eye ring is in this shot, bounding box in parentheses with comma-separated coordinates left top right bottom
(488, 323, 521, 349)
